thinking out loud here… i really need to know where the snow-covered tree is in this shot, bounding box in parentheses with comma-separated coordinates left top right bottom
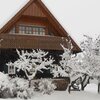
(79, 35, 100, 91)
(51, 64, 68, 78)
(60, 44, 71, 72)
(7, 49, 54, 82)
(50, 39, 73, 78)
(68, 35, 100, 91)
(59, 37, 93, 91)
(80, 36, 100, 76)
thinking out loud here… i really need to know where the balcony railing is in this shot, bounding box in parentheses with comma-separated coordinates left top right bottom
(0, 34, 77, 51)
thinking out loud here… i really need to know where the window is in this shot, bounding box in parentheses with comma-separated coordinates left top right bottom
(9, 27, 16, 33)
(19, 26, 25, 34)
(19, 25, 46, 35)
(9, 25, 46, 35)
(8, 65, 15, 75)
(39, 27, 45, 35)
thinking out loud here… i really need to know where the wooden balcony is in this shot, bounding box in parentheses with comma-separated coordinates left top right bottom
(0, 34, 78, 52)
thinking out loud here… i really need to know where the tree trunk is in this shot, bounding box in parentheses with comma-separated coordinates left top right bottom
(81, 83, 85, 91)
(29, 80, 31, 88)
(98, 83, 100, 94)
(81, 74, 90, 91)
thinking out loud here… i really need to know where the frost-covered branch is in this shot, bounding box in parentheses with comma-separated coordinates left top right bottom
(7, 49, 54, 81)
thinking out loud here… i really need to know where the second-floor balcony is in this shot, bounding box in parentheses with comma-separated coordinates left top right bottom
(0, 33, 76, 51)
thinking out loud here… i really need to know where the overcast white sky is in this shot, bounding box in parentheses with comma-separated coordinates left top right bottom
(43, 0, 100, 44)
(0, 0, 29, 29)
(0, 0, 100, 45)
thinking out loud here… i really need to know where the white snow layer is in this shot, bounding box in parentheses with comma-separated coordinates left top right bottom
(0, 83, 99, 100)
(0, 91, 99, 100)
(85, 83, 98, 94)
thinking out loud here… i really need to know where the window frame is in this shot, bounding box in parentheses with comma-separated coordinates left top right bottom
(18, 24, 46, 35)
(8, 65, 15, 75)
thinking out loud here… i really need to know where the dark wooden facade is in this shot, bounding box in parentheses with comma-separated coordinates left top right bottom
(0, 34, 69, 50)
(23, 2, 46, 17)
(0, 0, 81, 70)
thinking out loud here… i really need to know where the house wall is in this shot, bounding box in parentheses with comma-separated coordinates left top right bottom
(0, 1, 80, 52)
(23, 2, 46, 17)
(6, 15, 60, 36)
(16, 16, 59, 36)
(5, 1, 60, 36)
(0, 34, 70, 50)
(0, 0, 81, 87)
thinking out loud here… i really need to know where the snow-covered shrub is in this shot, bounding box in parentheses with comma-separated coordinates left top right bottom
(11, 77, 34, 99)
(0, 72, 10, 91)
(32, 80, 40, 91)
(16, 87, 34, 99)
(38, 79, 56, 95)
(0, 72, 14, 98)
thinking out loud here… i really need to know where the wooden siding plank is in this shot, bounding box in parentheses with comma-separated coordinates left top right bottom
(0, 34, 78, 52)
(23, 2, 46, 17)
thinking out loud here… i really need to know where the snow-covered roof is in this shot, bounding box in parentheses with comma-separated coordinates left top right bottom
(0, 0, 100, 46)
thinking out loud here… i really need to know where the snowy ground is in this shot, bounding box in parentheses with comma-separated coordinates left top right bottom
(0, 83, 100, 100)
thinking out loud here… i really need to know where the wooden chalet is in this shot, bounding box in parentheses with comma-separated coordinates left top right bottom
(0, 0, 81, 72)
